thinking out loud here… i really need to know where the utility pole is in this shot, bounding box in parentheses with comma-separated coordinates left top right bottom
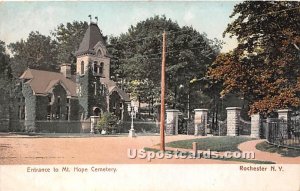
(160, 31, 166, 151)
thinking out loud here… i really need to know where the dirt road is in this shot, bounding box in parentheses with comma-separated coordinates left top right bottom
(0, 134, 241, 164)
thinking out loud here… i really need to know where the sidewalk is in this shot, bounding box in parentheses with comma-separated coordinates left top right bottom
(238, 139, 300, 164)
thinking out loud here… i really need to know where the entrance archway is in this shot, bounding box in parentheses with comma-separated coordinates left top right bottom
(93, 107, 101, 116)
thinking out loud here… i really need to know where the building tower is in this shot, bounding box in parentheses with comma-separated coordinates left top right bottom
(75, 21, 110, 119)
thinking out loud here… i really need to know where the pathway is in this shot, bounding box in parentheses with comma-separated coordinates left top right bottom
(238, 139, 300, 164)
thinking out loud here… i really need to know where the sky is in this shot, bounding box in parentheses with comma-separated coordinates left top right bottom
(0, 1, 239, 53)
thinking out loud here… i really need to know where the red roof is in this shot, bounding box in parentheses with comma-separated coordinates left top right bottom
(20, 69, 77, 97)
(75, 22, 106, 56)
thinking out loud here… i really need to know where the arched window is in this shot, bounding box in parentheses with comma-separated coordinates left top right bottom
(93, 61, 98, 74)
(81, 61, 84, 75)
(97, 49, 102, 57)
(99, 62, 104, 74)
(93, 107, 100, 116)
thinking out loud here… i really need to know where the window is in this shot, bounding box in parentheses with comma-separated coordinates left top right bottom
(99, 84, 103, 95)
(47, 105, 51, 120)
(18, 106, 20, 118)
(56, 96, 61, 119)
(93, 61, 98, 74)
(81, 61, 84, 75)
(99, 62, 104, 74)
(97, 49, 102, 57)
(99, 84, 105, 95)
(21, 106, 25, 120)
(65, 106, 70, 120)
(94, 82, 97, 96)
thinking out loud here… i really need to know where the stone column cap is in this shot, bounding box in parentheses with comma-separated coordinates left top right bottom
(226, 107, 241, 110)
(194, 109, 208, 112)
(166, 109, 180, 112)
(277, 109, 292, 113)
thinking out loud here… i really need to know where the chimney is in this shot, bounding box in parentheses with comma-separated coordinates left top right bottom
(60, 64, 71, 78)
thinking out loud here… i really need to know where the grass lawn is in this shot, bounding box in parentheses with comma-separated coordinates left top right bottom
(165, 136, 254, 152)
(256, 141, 300, 157)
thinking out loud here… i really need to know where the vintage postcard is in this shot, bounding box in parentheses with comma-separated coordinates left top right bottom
(0, 1, 299, 190)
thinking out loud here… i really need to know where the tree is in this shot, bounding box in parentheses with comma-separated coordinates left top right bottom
(108, 15, 220, 114)
(208, 1, 300, 115)
(51, 21, 89, 73)
(8, 31, 59, 77)
(0, 40, 21, 131)
(0, 41, 12, 79)
(0, 40, 15, 99)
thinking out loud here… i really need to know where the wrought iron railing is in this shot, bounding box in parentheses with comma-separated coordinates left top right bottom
(239, 118, 251, 135)
(266, 119, 300, 148)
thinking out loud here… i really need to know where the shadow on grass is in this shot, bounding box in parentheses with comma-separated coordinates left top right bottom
(256, 141, 300, 157)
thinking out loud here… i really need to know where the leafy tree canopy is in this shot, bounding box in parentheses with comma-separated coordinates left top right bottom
(8, 31, 59, 77)
(108, 15, 221, 111)
(0, 40, 12, 79)
(208, 1, 300, 115)
(51, 21, 89, 64)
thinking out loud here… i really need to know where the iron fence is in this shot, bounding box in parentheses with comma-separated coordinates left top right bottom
(266, 119, 300, 148)
(239, 118, 251, 135)
(0, 119, 160, 134)
(117, 120, 159, 134)
(217, 120, 227, 136)
(0, 119, 91, 133)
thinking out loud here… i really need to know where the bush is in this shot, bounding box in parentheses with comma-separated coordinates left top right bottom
(96, 112, 119, 133)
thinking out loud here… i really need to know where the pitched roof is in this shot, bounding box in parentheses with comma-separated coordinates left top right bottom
(75, 22, 106, 56)
(20, 69, 77, 97)
(100, 78, 131, 102)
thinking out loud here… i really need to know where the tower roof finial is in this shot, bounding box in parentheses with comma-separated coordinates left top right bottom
(88, 15, 92, 23)
(95, 16, 98, 24)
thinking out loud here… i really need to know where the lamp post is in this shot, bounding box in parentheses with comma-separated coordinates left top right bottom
(128, 104, 136, 137)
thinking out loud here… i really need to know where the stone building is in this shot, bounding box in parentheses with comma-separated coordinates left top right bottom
(18, 22, 130, 132)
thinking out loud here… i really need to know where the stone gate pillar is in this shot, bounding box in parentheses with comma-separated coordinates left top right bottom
(278, 109, 292, 122)
(277, 109, 292, 139)
(226, 107, 241, 136)
(90, 116, 99, 134)
(250, 113, 261, 138)
(166, 109, 179, 135)
(194, 109, 208, 136)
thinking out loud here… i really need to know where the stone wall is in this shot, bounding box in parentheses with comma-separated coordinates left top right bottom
(22, 83, 36, 132)
(0, 91, 9, 132)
